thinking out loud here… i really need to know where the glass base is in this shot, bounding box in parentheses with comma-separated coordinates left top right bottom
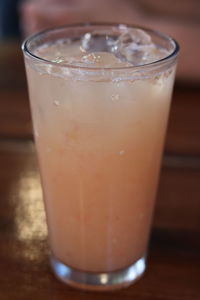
(50, 254, 146, 291)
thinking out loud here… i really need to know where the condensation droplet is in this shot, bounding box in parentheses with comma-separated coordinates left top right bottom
(116, 82, 120, 88)
(112, 238, 117, 244)
(111, 94, 120, 102)
(119, 150, 125, 155)
(139, 213, 144, 220)
(35, 129, 39, 138)
(53, 100, 60, 106)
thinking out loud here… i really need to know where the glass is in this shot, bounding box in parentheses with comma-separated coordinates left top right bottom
(22, 24, 179, 291)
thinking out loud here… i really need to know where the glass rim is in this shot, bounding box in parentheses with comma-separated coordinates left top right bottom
(22, 22, 180, 71)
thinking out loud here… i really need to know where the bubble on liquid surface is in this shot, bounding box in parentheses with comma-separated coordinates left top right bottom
(82, 53, 101, 64)
(52, 56, 65, 63)
(74, 52, 129, 68)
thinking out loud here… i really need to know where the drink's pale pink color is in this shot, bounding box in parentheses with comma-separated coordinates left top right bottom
(23, 24, 178, 290)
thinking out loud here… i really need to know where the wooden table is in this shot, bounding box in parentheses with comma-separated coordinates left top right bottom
(0, 41, 200, 300)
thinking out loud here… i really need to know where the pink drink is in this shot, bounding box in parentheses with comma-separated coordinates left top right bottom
(23, 24, 179, 290)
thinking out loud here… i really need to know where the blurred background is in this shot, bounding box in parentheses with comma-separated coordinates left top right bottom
(0, 0, 200, 299)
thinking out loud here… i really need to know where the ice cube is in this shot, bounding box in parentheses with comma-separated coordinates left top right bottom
(81, 32, 117, 52)
(113, 28, 168, 66)
(118, 28, 152, 46)
(81, 33, 92, 51)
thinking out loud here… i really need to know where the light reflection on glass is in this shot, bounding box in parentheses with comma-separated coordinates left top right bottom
(100, 274, 109, 284)
(15, 169, 47, 242)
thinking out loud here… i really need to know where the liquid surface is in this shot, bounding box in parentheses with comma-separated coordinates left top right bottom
(34, 26, 170, 68)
